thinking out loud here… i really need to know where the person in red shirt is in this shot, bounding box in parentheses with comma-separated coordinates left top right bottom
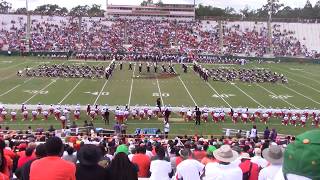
(131, 145, 151, 178)
(17, 147, 35, 169)
(30, 137, 76, 180)
(0, 139, 13, 179)
(239, 153, 259, 180)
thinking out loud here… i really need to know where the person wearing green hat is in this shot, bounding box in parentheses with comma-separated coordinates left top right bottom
(115, 144, 129, 155)
(273, 130, 320, 180)
(201, 146, 217, 165)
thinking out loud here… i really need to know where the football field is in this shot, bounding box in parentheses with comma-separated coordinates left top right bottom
(0, 56, 320, 136)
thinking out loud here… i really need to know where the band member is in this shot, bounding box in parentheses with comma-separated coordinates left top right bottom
(156, 98, 161, 112)
(0, 110, 6, 121)
(37, 103, 42, 114)
(195, 107, 201, 125)
(186, 109, 192, 122)
(313, 115, 319, 127)
(129, 62, 133, 70)
(139, 108, 145, 120)
(232, 112, 238, 124)
(139, 63, 142, 73)
(42, 110, 49, 121)
(154, 62, 158, 73)
(300, 115, 306, 127)
(23, 110, 28, 121)
(261, 112, 269, 124)
(49, 104, 54, 115)
(220, 111, 225, 122)
(241, 113, 248, 124)
(86, 104, 91, 115)
(131, 108, 137, 119)
(21, 103, 25, 113)
(213, 111, 219, 123)
(147, 108, 153, 120)
(60, 115, 66, 129)
(282, 115, 289, 126)
(74, 110, 80, 121)
(31, 110, 37, 121)
(90, 110, 96, 121)
(54, 108, 61, 120)
(10, 111, 16, 121)
(147, 62, 150, 72)
(104, 108, 110, 125)
(291, 114, 297, 126)
(120, 62, 123, 70)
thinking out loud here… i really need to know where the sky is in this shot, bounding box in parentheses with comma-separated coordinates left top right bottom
(6, 0, 319, 11)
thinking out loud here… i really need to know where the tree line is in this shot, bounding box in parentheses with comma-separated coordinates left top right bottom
(1, 0, 320, 19)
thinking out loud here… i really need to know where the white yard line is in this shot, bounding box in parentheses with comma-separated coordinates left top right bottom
(0, 63, 39, 83)
(0, 61, 29, 70)
(287, 77, 320, 94)
(0, 78, 34, 97)
(282, 85, 320, 105)
(231, 83, 265, 108)
(272, 66, 320, 85)
(128, 64, 136, 107)
(174, 68, 197, 106)
(206, 82, 232, 108)
(92, 62, 111, 105)
(255, 83, 298, 109)
(156, 78, 164, 106)
(23, 79, 58, 104)
(59, 79, 84, 104)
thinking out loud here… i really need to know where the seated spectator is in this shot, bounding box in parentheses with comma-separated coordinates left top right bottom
(29, 137, 76, 180)
(131, 145, 151, 178)
(149, 145, 172, 180)
(108, 145, 138, 180)
(175, 149, 204, 180)
(203, 145, 242, 180)
(76, 144, 109, 180)
(17, 147, 35, 168)
(62, 146, 77, 164)
(15, 144, 47, 180)
(258, 145, 284, 180)
(273, 130, 320, 180)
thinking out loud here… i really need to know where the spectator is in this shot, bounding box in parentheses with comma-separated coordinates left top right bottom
(239, 153, 259, 180)
(29, 137, 76, 180)
(270, 129, 277, 142)
(15, 144, 47, 180)
(76, 144, 109, 180)
(131, 145, 151, 178)
(149, 146, 172, 180)
(0, 139, 12, 179)
(62, 146, 77, 164)
(175, 149, 204, 180)
(201, 145, 217, 165)
(109, 145, 138, 180)
(273, 130, 320, 180)
(263, 127, 270, 139)
(17, 147, 35, 169)
(258, 145, 284, 180)
(251, 148, 268, 169)
(203, 145, 242, 180)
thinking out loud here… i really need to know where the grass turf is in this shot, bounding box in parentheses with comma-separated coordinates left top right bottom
(0, 56, 320, 136)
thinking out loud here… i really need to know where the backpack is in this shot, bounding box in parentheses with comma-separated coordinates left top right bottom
(242, 162, 253, 180)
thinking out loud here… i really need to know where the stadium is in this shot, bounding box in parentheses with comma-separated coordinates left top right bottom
(0, 0, 320, 179)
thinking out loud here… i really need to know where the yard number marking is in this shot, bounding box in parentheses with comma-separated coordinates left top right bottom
(212, 94, 235, 98)
(269, 95, 293, 99)
(84, 92, 109, 96)
(24, 90, 48, 95)
(153, 93, 170, 97)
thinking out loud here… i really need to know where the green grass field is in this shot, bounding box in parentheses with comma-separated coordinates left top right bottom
(0, 56, 320, 137)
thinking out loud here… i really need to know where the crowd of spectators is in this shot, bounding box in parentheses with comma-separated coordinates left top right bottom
(1, 15, 320, 58)
(0, 127, 317, 180)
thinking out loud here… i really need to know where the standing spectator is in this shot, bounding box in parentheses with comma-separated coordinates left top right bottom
(120, 123, 127, 135)
(113, 122, 121, 134)
(15, 144, 47, 180)
(175, 149, 204, 180)
(203, 145, 242, 180)
(195, 108, 201, 125)
(201, 145, 217, 165)
(62, 146, 77, 164)
(263, 127, 270, 139)
(109, 145, 138, 180)
(164, 108, 171, 123)
(17, 148, 35, 169)
(270, 129, 277, 142)
(164, 121, 170, 139)
(239, 153, 259, 180)
(250, 125, 258, 140)
(29, 137, 76, 180)
(149, 146, 172, 180)
(251, 148, 268, 169)
(76, 144, 109, 180)
(259, 145, 284, 180)
(131, 145, 151, 178)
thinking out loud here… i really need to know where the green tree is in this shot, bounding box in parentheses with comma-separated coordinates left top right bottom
(34, 4, 68, 16)
(141, 0, 153, 6)
(88, 4, 105, 17)
(315, 0, 320, 18)
(301, 0, 315, 19)
(69, 5, 90, 17)
(14, 7, 27, 14)
(0, 0, 11, 13)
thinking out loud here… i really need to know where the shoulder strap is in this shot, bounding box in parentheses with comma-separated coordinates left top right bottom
(247, 162, 253, 179)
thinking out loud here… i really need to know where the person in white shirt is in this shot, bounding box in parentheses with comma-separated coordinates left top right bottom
(203, 145, 242, 180)
(175, 149, 204, 180)
(150, 146, 172, 180)
(250, 125, 258, 139)
(251, 148, 268, 169)
(258, 145, 284, 180)
(164, 121, 170, 139)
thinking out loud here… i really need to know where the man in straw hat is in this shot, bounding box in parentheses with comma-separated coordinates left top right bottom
(203, 145, 242, 180)
(273, 130, 320, 180)
(258, 145, 284, 180)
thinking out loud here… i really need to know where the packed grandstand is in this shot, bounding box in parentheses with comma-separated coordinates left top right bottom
(0, 0, 320, 180)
